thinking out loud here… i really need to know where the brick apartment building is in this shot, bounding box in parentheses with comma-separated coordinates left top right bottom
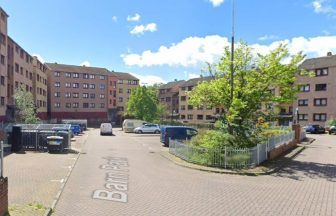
(294, 52, 336, 126)
(158, 80, 185, 120)
(46, 63, 110, 124)
(178, 77, 217, 124)
(0, 8, 8, 121)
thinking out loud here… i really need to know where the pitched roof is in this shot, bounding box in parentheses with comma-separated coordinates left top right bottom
(46, 63, 110, 75)
(301, 54, 336, 69)
(159, 80, 185, 89)
(181, 76, 214, 87)
(112, 72, 139, 80)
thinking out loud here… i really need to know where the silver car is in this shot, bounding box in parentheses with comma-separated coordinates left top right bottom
(134, 124, 161, 134)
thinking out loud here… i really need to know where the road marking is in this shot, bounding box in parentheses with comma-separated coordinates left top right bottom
(51, 179, 65, 183)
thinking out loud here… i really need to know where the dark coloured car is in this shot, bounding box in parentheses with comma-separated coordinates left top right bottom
(328, 126, 336, 134)
(305, 125, 325, 134)
(160, 126, 198, 147)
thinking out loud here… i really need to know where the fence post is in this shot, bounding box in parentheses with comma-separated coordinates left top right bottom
(0, 141, 3, 178)
(266, 139, 268, 160)
(224, 146, 227, 169)
(257, 144, 260, 165)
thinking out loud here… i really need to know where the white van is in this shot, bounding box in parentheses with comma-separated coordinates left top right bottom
(123, 119, 146, 133)
(100, 123, 113, 135)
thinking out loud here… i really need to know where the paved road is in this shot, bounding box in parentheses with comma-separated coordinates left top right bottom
(53, 130, 336, 216)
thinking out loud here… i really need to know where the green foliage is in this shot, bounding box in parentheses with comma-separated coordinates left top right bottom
(188, 42, 305, 147)
(326, 118, 336, 127)
(14, 85, 40, 124)
(127, 86, 164, 122)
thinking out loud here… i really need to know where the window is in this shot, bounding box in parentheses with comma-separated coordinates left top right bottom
(100, 84, 105, 90)
(83, 93, 89, 98)
(118, 97, 123, 102)
(206, 115, 213, 120)
(90, 84, 95, 89)
(313, 113, 327, 121)
(73, 93, 79, 98)
(89, 74, 95, 79)
(65, 72, 71, 78)
(73, 103, 79, 108)
(298, 99, 308, 106)
(54, 92, 61, 97)
(0, 97, 4, 106)
(0, 55, 4, 65)
(188, 86, 193, 91)
(197, 106, 204, 110)
(54, 103, 61, 108)
(100, 103, 105, 108)
(113, 90, 116, 97)
(65, 83, 71, 88)
(197, 115, 203, 120)
(15, 81, 18, 88)
(181, 105, 186, 110)
(83, 103, 89, 108)
(90, 93, 95, 99)
(65, 103, 71, 108)
(83, 83, 89, 89)
(54, 71, 60, 77)
(73, 83, 79, 88)
(54, 82, 61, 88)
(187, 114, 193, 120)
(83, 73, 89, 79)
(298, 114, 308, 121)
(15, 63, 19, 73)
(315, 84, 327, 91)
(0, 33, 5, 44)
(180, 115, 186, 120)
(188, 105, 193, 110)
(100, 94, 105, 99)
(181, 96, 186, 101)
(90, 103, 95, 108)
(160, 98, 165, 102)
(65, 92, 71, 98)
(316, 68, 328, 76)
(119, 88, 123, 93)
(299, 84, 310, 92)
(100, 75, 105, 80)
(166, 97, 171, 102)
(73, 73, 79, 78)
(314, 98, 327, 106)
(0, 76, 4, 86)
(117, 106, 124, 111)
(118, 80, 123, 84)
(127, 89, 131, 94)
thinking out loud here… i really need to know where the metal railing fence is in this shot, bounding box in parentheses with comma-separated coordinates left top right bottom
(169, 131, 295, 169)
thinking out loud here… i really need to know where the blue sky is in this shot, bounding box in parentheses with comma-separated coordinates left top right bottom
(1, 0, 336, 84)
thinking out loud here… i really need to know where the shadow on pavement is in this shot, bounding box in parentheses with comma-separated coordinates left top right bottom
(274, 160, 336, 182)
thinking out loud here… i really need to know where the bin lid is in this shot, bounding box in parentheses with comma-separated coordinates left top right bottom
(47, 136, 64, 140)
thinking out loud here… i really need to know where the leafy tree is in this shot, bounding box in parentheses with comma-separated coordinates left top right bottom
(14, 85, 40, 124)
(188, 43, 305, 147)
(126, 86, 158, 122)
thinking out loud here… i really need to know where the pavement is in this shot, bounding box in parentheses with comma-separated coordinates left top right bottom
(51, 129, 336, 216)
(3, 129, 89, 216)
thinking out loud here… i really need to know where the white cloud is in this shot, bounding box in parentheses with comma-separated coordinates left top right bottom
(188, 73, 200, 79)
(80, 61, 91, 67)
(130, 73, 166, 86)
(258, 34, 279, 41)
(312, 0, 336, 15)
(32, 54, 45, 63)
(127, 13, 141, 22)
(112, 16, 118, 22)
(130, 23, 157, 35)
(208, 0, 225, 7)
(122, 34, 336, 68)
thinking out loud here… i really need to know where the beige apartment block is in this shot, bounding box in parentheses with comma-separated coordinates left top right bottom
(158, 80, 185, 120)
(46, 63, 110, 125)
(32, 56, 48, 119)
(113, 72, 139, 125)
(0, 8, 8, 121)
(178, 77, 217, 124)
(293, 53, 336, 127)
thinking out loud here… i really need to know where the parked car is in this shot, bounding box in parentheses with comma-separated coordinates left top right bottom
(305, 124, 325, 134)
(123, 119, 147, 133)
(100, 123, 113, 135)
(134, 124, 161, 134)
(328, 125, 336, 134)
(160, 126, 198, 147)
(70, 124, 81, 135)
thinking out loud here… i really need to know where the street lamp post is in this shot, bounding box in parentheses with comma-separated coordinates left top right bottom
(229, 0, 235, 134)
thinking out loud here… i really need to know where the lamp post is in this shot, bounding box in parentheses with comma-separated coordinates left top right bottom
(229, 0, 235, 134)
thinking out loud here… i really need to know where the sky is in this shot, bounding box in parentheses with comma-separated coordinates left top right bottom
(1, 0, 336, 85)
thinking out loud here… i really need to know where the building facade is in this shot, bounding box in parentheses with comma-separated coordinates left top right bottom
(293, 53, 336, 126)
(158, 80, 185, 121)
(0, 8, 8, 121)
(178, 77, 217, 124)
(32, 57, 48, 120)
(46, 63, 110, 125)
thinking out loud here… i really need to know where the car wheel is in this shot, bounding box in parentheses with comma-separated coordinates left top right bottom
(154, 130, 160, 134)
(138, 130, 143, 134)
